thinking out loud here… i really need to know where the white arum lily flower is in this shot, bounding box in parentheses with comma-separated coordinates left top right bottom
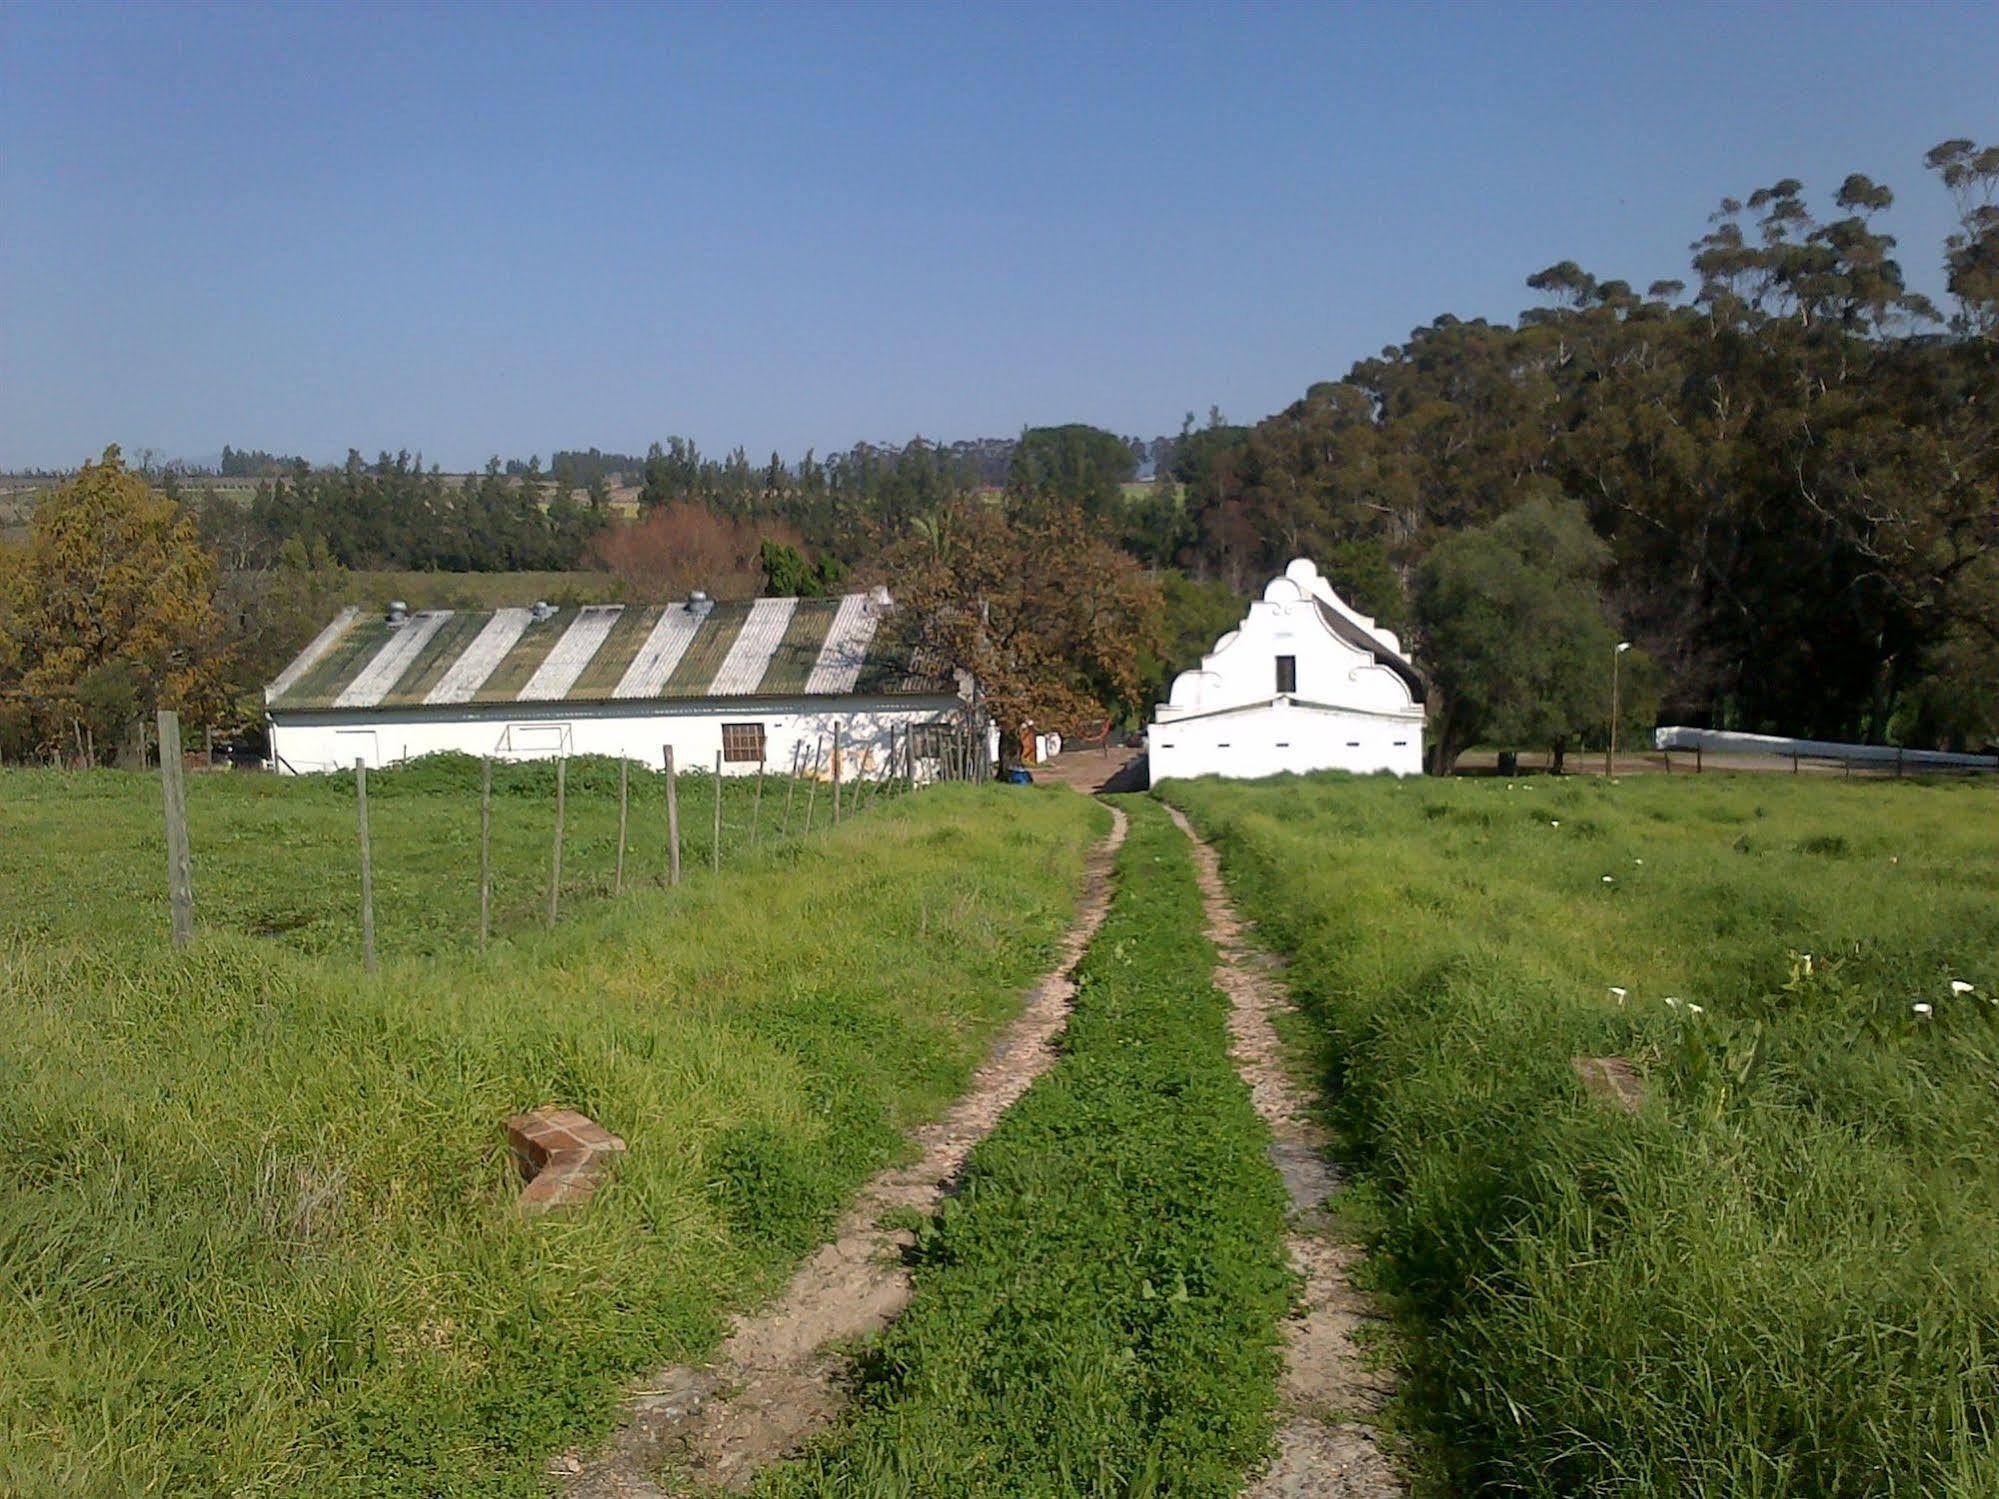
(1664, 996, 1682, 1008)
(1602, 875, 1614, 884)
(1913, 1003, 1933, 1018)
(1688, 1004, 1704, 1015)
(1634, 858, 1644, 865)
(1551, 820, 1561, 827)
(1801, 953, 1813, 974)
(1950, 980, 1974, 996)
(1609, 986, 1628, 1005)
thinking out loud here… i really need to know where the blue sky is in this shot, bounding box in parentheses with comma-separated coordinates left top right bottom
(4, 1, 1996, 471)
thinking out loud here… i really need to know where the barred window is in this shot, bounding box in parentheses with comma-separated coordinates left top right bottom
(721, 723, 766, 763)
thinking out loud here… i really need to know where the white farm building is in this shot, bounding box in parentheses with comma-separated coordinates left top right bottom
(264, 590, 968, 778)
(1149, 558, 1426, 781)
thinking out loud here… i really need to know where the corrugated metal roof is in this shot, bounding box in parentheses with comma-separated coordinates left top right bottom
(266, 595, 950, 713)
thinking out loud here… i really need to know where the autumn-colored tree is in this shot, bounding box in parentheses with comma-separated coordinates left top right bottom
(1, 445, 226, 756)
(884, 500, 1163, 755)
(584, 500, 778, 601)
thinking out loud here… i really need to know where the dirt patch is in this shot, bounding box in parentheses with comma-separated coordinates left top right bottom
(1164, 804, 1405, 1499)
(1572, 1054, 1647, 1114)
(1032, 746, 1146, 794)
(559, 804, 1130, 1496)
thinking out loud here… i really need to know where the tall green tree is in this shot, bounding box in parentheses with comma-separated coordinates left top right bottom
(1414, 494, 1633, 773)
(1008, 425, 1138, 519)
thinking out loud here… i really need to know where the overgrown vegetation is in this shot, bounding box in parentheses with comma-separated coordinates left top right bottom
(0, 782, 1100, 1495)
(762, 799, 1293, 1497)
(1162, 773, 1999, 1494)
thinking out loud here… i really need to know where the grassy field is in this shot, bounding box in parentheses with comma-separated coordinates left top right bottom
(0, 755, 866, 959)
(0, 778, 1101, 1495)
(1162, 772, 1999, 1495)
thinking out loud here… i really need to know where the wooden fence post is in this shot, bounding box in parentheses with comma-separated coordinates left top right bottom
(355, 757, 376, 971)
(156, 708, 194, 949)
(782, 742, 802, 836)
(615, 758, 629, 895)
(548, 755, 566, 925)
(712, 750, 724, 872)
(479, 756, 492, 951)
(1696, 744, 1703, 774)
(905, 726, 916, 792)
(832, 724, 843, 825)
(858, 737, 878, 814)
(663, 746, 681, 886)
(751, 757, 765, 851)
(804, 737, 823, 834)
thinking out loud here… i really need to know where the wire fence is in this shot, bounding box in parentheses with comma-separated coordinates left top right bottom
(148, 711, 994, 967)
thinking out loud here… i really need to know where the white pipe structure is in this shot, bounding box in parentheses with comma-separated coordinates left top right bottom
(1654, 726, 1997, 771)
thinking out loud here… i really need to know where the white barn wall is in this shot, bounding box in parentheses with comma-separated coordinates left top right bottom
(1149, 702, 1421, 781)
(269, 695, 966, 779)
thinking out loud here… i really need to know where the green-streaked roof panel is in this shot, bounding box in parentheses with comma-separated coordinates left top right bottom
(756, 598, 840, 695)
(284, 617, 393, 706)
(265, 597, 956, 712)
(378, 612, 489, 708)
(660, 605, 748, 697)
(468, 611, 568, 703)
(570, 604, 663, 698)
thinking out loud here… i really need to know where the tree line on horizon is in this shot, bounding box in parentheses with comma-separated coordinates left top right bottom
(3, 139, 1995, 767)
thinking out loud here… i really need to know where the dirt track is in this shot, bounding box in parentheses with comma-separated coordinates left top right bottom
(1165, 804, 1405, 1498)
(560, 803, 1130, 1495)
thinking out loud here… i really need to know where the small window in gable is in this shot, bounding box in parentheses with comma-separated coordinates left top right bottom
(1275, 655, 1297, 694)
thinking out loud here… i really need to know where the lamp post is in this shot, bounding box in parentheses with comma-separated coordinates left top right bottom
(1608, 641, 1632, 777)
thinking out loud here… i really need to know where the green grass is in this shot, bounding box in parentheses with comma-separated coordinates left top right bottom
(1161, 772, 1999, 1496)
(0, 782, 1102, 1496)
(0, 754, 874, 958)
(760, 798, 1293, 1497)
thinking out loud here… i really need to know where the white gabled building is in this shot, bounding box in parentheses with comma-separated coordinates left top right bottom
(265, 589, 972, 778)
(1149, 558, 1426, 781)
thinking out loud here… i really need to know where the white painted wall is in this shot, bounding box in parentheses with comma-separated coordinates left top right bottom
(269, 695, 966, 779)
(1149, 700, 1421, 780)
(1150, 558, 1426, 781)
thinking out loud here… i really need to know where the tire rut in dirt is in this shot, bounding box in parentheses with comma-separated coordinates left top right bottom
(560, 804, 1130, 1497)
(1163, 803, 1404, 1499)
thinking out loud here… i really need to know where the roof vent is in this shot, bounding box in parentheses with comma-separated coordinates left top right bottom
(530, 600, 557, 622)
(686, 590, 713, 615)
(386, 601, 409, 624)
(868, 584, 893, 611)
